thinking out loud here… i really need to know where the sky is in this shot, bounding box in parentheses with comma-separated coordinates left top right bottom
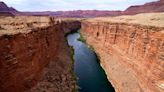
(1, 0, 158, 11)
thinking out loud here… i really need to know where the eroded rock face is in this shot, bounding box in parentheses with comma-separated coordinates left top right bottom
(81, 13, 164, 92)
(0, 16, 80, 92)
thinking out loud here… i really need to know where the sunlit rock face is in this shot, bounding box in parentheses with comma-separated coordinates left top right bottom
(0, 16, 80, 92)
(81, 13, 164, 92)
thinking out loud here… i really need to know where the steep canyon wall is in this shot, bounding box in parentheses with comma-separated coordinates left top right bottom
(81, 13, 164, 92)
(0, 16, 80, 92)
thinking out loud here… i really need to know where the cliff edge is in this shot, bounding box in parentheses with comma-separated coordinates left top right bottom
(81, 13, 164, 92)
(0, 16, 80, 92)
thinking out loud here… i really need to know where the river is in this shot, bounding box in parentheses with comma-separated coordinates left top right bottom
(67, 32, 115, 92)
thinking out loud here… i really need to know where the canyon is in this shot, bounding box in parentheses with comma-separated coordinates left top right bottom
(81, 13, 164, 92)
(0, 1, 164, 92)
(0, 16, 80, 92)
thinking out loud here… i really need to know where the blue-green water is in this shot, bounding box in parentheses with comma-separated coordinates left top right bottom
(67, 32, 115, 92)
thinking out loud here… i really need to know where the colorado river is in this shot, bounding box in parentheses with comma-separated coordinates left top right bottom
(67, 32, 115, 92)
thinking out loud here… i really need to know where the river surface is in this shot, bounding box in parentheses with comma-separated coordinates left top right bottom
(67, 32, 115, 92)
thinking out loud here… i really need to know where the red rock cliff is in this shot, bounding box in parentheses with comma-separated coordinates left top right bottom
(81, 13, 164, 92)
(0, 16, 80, 92)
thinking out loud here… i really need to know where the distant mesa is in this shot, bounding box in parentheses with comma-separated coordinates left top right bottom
(0, 0, 164, 17)
(124, 0, 164, 15)
(0, 2, 18, 16)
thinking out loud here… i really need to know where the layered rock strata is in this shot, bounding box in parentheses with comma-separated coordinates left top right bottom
(0, 16, 80, 92)
(81, 13, 164, 92)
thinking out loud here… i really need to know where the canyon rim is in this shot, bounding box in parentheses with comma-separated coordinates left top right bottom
(81, 13, 164, 92)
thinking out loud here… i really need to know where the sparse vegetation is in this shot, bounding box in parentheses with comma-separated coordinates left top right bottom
(77, 33, 86, 43)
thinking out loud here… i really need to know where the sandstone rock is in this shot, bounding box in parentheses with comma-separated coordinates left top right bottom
(0, 16, 80, 92)
(81, 13, 164, 92)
